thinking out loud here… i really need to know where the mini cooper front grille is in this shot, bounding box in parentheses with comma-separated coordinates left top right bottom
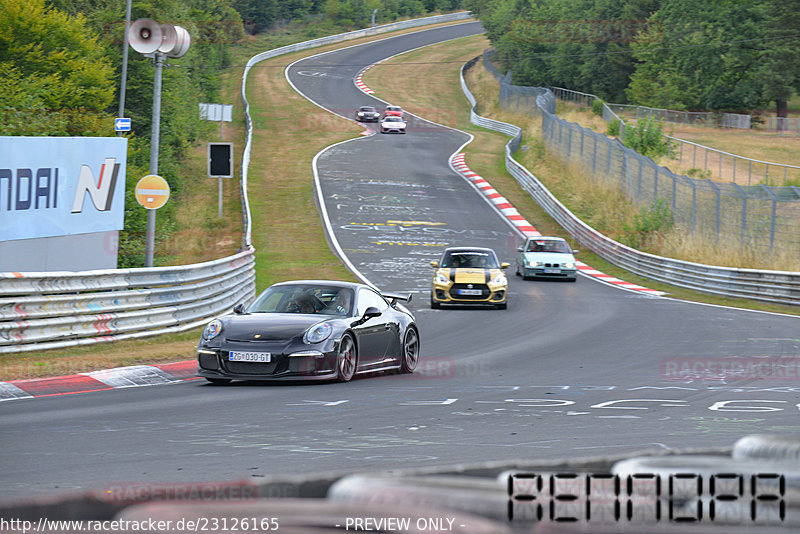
(449, 283, 489, 300)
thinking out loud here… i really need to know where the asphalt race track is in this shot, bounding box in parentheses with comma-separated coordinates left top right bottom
(1, 22, 799, 501)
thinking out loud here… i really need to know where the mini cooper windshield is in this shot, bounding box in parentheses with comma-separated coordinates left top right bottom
(440, 250, 500, 269)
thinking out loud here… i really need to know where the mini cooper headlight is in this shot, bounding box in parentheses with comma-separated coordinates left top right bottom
(304, 322, 333, 344)
(435, 271, 451, 285)
(491, 273, 507, 285)
(202, 319, 223, 341)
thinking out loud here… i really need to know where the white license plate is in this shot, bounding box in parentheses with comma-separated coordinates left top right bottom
(458, 289, 483, 296)
(229, 351, 271, 363)
(543, 268, 561, 274)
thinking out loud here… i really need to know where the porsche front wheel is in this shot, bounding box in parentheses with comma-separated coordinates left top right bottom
(336, 334, 357, 382)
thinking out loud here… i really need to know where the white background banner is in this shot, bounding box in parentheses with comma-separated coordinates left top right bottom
(0, 137, 127, 241)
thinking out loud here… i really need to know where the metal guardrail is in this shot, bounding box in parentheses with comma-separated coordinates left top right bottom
(0, 249, 256, 353)
(0, 13, 474, 355)
(461, 57, 800, 307)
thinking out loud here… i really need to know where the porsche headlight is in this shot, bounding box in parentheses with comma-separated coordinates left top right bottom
(304, 322, 332, 344)
(434, 271, 451, 285)
(202, 319, 223, 341)
(563, 262, 576, 269)
(491, 273, 507, 286)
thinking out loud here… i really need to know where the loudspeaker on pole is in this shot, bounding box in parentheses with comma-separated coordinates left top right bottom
(128, 18, 162, 54)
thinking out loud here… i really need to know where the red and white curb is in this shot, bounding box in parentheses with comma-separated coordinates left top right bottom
(0, 360, 199, 402)
(452, 153, 541, 237)
(354, 59, 385, 94)
(450, 153, 665, 296)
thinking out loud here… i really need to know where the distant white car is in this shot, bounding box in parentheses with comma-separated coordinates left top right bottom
(515, 236, 578, 281)
(380, 116, 407, 134)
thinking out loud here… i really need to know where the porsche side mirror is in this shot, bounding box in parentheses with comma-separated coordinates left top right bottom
(363, 306, 382, 319)
(500, 262, 510, 269)
(430, 261, 439, 268)
(233, 303, 246, 314)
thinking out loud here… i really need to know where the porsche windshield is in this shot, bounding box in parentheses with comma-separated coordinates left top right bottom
(248, 285, 354, 316)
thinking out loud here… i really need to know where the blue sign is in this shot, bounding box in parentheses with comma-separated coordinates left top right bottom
(114, 118, 131, 132)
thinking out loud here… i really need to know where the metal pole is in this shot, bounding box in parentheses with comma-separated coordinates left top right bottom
(117, 0, 132, 137)
(145, 52, 165, 268)
(218, 177, 223, 218)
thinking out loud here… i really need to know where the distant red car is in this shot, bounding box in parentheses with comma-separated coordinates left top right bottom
(383, 105, 404, 118)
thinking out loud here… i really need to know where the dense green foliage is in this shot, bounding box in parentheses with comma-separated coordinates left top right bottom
(468, 0, 800, 114)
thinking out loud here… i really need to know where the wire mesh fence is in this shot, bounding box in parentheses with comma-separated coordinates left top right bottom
(482, 50, 800, 261)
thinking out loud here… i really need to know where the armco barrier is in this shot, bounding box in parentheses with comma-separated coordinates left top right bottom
(461, 57, 800, 307)
(0, 249, 256, 353)
(0, 13, 475, 355)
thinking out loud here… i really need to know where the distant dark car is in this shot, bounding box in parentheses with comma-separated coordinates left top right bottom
(197, 281, 419, 384)
(355, 105, 380, 122)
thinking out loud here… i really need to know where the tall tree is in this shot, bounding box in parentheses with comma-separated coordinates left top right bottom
(626, 0, 765, 111)
(756, 0, 800, 118)
(0, 0, 114, 134)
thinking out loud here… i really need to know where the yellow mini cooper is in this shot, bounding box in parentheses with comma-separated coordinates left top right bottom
(430, 247, 509, 309)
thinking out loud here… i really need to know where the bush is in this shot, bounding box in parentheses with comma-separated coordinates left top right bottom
(622, 198, 674, 250)
(606, 118, 620, 137)
(592, 98, 604, 116)
(622, 116, 670, 158)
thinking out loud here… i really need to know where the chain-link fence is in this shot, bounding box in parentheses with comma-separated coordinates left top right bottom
(482, 51, 800, 259)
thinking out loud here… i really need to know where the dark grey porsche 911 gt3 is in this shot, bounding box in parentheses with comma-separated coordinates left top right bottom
(196, 280, 419, 384)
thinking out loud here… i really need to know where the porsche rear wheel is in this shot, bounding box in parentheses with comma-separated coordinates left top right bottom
(336, 334, 357, 382)
(400, 327, 420, 374)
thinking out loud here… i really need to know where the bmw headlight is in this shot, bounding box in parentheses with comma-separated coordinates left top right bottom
(202, 319, 223, 341)
(358, 112, 364, 116)
(435, 271, 451, 285)
(563, 262, 575, 269)
(304, 322, 332, 344)
(526, 260, 543, 267)
(491, 273, 507, 285)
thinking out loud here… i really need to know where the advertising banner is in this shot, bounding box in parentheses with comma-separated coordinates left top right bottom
(0, 137, 127, 241)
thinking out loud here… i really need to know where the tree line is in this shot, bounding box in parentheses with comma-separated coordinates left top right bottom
(466, 0, 800, 116)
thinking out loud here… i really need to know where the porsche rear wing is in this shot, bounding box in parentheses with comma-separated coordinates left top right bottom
(382, 292, 412, 306)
